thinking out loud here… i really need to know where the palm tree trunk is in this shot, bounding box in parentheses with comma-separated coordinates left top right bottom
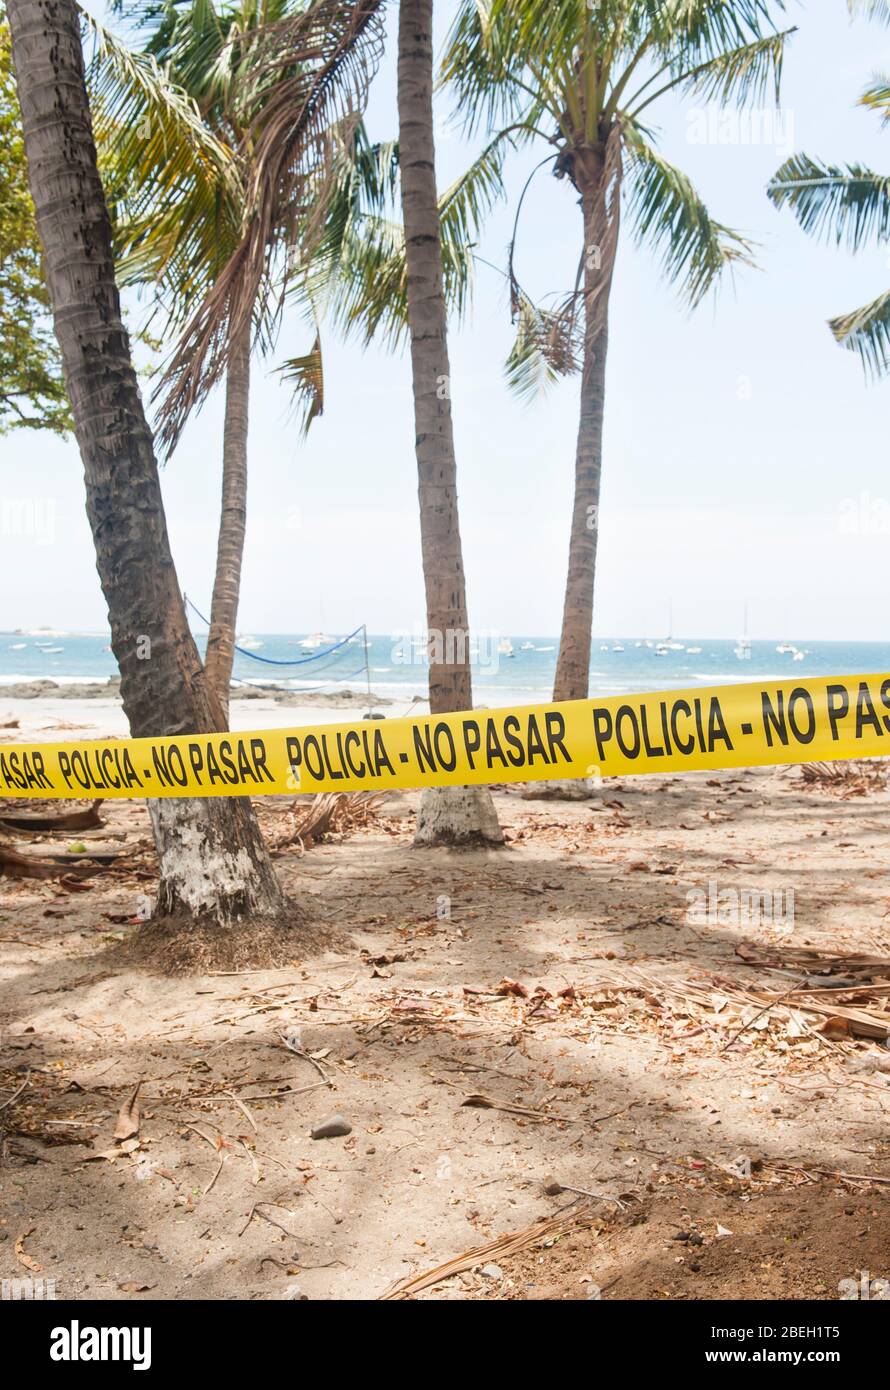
(553, 169, 611, 705)
(398, 0, 501, 846)
(204, 312, 251, 723)
(7, 0, 286, 929)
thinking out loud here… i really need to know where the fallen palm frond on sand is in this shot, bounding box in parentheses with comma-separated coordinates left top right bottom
(735, 941, 890, 982)
(260, 791, 389, 852)
(798, 759, 886, 793)
(379, 1202, 598, 1301)
(626, 966, 890, 1045)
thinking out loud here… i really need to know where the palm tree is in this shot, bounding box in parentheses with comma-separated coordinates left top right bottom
(444, 0, 793, 702)
(768, 1, 890, 378)
(396, 0, 502, 845)
(0, 5, 70, 435)
(143, 0, 503, 845)
(6, 0, 287, 939)
(98, 0, 496, 724)
(92, 0, 329, 720)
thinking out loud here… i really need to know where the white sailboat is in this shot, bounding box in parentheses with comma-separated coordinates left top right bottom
(734, 603, 751, 660)
(658, 603, 684, 652)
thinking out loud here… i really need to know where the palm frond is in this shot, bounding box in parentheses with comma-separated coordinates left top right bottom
(313, 127, 513, 347)
(767, 154, 890, 251)
(634, 29, 793, 113)
(504, 291, 582, 402)
(860, 71, 890, 124)
(83, 4, 244, 323)
(644, 0, 787, 67)
(154, 0, 386, 457)
(442, 0, 555, 136)
(831, 288, 890, 379)
(82, 7, 234, 192)
(278, 331, 324, 434)
(624, 126, 755, 307)
(848, 0, 890, 23)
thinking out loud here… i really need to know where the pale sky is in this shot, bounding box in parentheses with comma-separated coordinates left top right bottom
(3, 0, 890, 642)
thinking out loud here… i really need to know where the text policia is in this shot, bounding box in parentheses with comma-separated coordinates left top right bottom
(1, 674, 890, 802)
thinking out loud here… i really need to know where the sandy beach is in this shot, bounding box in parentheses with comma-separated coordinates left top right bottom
(2, 706, 890, 1300)
(0, 687, 404, 746)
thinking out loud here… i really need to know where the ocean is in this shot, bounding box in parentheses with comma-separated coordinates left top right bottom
(2, 629, 889, 711)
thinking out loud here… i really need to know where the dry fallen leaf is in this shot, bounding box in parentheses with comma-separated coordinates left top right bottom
(495, 978, 529, 998)
(114, 1081, 142, 1143)
(15, 1225, 42, 1273)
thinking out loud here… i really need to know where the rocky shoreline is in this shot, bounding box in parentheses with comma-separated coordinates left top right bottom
(0, 678, 398, 708)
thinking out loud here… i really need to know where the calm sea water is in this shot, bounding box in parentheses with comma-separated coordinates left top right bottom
(2, 629, 889, 710)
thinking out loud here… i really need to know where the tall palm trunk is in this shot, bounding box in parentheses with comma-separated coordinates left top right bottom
(398, 0, 501, 847)
(553, 161, 612, 705)
(204, 312, 251, 723)
(7, 0, 285, 928)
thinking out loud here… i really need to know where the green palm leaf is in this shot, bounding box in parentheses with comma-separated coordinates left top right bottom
(831, 288, 890, 378)
(848, 0, 890, 22)
(860, 72, 890, 124)
(278, 331, 324, 434)
(631, 29, 793, 114)
(82, 7, 234, 192)
(312, 127, 513, 347)
(767, 154, 890, 251)
(624, 126, 755, 306)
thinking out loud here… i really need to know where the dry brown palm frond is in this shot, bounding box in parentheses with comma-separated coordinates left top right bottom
(263, 790, 389, 850)
(154, 0, 386, 455)
(799, 759, 887, 790)
(579, 122, 623, 341)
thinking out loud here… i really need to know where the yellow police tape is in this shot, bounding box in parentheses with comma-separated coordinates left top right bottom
(1, 673, 889, 801)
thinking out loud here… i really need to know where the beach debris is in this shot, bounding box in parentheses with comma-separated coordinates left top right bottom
(540, 1176, 629, 1208)
(799, 759, 885, 792)
(495, 977, 528, 998)
(311, 1114, 351, 1139)
(621, 964, 890, 1045)
(735, 942, 890, 981)
(279, 1029, 331, 1084)
(380, 1204, 604, 1300)
(85, 1137, 141, 1162)
(14, 1225, 42, 1274)
(0, 799, 103, 833)
(460, 1092, 567, 1122)
(519, 780, 596, 801)
(847, 1052, 890, 1074)
(263, 791, 389, 852)
(0, 841, 67, 880)
(114, 1081, 142, 1143)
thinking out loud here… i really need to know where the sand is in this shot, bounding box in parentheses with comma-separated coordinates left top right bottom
(1, 701, 890, 1300)
(0, 691, 404, 743)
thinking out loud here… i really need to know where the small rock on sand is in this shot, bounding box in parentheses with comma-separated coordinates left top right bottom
(311, 1115, 352, 1140)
